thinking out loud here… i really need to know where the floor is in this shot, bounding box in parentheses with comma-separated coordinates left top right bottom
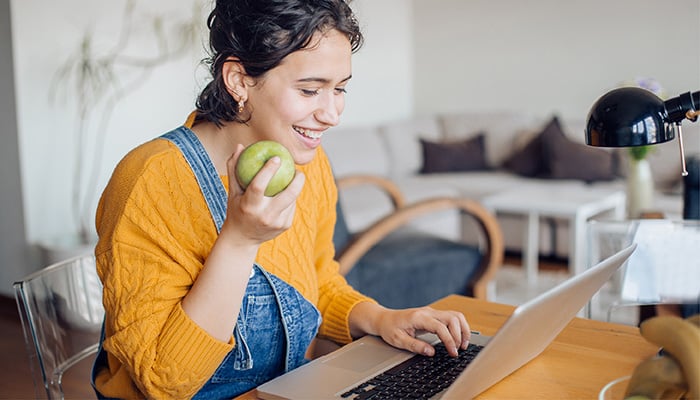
(0, 256, 639, 399)
(494, 261, 639, 326)
(0, 295, 96, 399)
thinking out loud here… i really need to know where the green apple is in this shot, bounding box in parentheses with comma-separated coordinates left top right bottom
(235, 140, 296, 196)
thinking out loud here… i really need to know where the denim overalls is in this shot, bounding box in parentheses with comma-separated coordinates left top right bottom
(92, 126, 321, 400)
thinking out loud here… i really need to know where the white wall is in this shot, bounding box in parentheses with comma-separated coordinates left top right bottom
(344, 0, 414, 126)
(412, 0, 700, 120)
(11, 0, 210, 249)
(1, 0, 28, 296)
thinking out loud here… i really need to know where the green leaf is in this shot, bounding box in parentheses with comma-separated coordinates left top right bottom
(628, 145, 652, 160)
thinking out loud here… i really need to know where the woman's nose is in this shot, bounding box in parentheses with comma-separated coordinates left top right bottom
(315, 92, 342, 127)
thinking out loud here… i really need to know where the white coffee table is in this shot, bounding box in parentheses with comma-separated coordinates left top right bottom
(482, 187, 626, 285)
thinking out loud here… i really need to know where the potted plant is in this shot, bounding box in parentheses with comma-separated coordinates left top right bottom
(41, 0, 203, 263)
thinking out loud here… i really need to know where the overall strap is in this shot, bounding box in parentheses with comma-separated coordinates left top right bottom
(161, 126, 227, 232)
(162, 126, 317, 374)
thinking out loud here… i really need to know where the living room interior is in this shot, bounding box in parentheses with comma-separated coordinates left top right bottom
(1, 0, 699, 398)
(2, 0, 699, 310)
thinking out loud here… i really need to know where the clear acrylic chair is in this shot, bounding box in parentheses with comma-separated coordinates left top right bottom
(14, 254, 104, 399)
(587, 219, 700, 325)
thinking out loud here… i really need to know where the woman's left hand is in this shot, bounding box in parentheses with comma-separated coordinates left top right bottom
(349, 303, 470, 358)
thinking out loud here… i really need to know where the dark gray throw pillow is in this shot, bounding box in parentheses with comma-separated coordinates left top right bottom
(502, 130, 548, 177)
(541, 117, 618, 182)
(419, 134, 489, 174)
(503, 116, 618, 182)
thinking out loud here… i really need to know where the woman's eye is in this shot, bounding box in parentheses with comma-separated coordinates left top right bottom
(300, 87, 346, 96)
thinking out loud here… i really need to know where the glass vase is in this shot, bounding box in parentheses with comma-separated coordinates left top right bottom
(626, 158, 654, 219)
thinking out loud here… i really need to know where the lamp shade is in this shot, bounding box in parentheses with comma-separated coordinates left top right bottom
(585, 87, 674, 147)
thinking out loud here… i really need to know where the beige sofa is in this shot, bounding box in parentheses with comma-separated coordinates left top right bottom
(323, 110, 699, 259)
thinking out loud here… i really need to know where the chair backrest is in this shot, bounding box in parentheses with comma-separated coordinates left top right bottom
(14, 254, 104, 399)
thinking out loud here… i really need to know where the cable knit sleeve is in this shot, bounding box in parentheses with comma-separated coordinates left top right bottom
(94, 139, 234, 399)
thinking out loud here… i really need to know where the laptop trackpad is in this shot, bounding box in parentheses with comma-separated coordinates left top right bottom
(323, 339, 404, 372)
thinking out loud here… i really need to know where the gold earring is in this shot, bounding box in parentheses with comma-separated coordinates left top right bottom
(231, 90, 244, 113)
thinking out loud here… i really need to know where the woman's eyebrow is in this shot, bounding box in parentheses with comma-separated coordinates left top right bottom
(297, 75, 352, 84)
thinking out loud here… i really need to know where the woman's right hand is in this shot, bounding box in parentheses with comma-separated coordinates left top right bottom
(221, 144, 305, 246)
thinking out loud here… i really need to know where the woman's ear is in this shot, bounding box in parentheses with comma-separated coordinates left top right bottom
(222, 57, 249, 102)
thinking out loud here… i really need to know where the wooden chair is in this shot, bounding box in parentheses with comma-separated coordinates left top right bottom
(334, 175, 504, 304)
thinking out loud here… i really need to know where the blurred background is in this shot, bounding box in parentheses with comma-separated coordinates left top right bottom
(1, 0, 699, 296)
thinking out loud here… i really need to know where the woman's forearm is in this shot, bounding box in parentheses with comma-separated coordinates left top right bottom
(348, 301, 386, 339)
(181, 229, 259, 342)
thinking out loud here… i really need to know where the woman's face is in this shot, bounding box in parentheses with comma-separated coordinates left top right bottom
(243, 29, 352, 165)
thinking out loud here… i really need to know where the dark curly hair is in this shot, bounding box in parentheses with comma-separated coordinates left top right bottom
(195, 0, 363, 127)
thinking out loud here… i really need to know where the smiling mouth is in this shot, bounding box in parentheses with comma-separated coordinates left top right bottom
(294, 126, 323, 139)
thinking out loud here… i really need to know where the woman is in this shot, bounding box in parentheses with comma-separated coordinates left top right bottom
(92, 0, 471, 398)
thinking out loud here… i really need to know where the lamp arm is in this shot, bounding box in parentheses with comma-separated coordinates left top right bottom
(687, 109, 700, 121)
(664, 91, 700, 123)
(663, 90, 699, 177)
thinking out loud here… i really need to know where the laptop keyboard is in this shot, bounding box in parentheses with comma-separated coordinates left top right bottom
(340, 342, 484, 400)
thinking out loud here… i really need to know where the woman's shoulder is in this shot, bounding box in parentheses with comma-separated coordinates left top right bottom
(112, 135, 187, 181)
(101, 132, 193, 204)
(121, 136, 182, 167)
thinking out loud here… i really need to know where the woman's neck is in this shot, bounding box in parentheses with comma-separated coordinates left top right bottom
(190, 121, 248, 176)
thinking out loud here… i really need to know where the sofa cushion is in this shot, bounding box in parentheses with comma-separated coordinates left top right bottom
(384, 178, 464, 241)
(378, 116, 443, 177)
(337, 184, 398, 233)
(322, 125, 390, 177)
(419, 134, 489, 174)
(439, 111, 542, 167)
(344, 229, 481, 308)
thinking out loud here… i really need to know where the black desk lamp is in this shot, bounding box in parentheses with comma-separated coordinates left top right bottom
(585, 87, 699, 176)
(587, 88, 700, 320)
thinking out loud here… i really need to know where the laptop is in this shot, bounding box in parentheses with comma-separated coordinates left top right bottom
(257, 243, 637, 399)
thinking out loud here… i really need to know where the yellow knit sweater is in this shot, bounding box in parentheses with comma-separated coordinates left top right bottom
(93, 122, 372, 399)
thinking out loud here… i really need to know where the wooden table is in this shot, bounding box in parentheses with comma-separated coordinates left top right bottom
(238, 295, 658, 399)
